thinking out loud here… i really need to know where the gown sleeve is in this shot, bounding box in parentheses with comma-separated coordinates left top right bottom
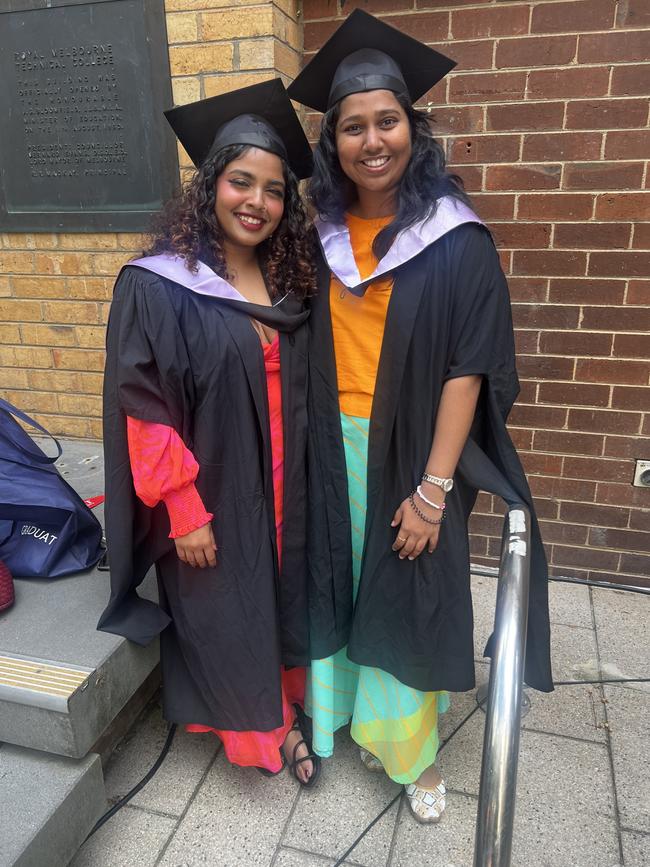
(444, 223, 519, 415)
(443, 224, 553, 693)
(126, 417, 213, 539)
(98, 266, 202, 645)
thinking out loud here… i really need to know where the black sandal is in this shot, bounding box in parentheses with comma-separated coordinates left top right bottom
(255, 705, 321, 786)
(287, 704, 321, 788)
(286, 720, 321, 789)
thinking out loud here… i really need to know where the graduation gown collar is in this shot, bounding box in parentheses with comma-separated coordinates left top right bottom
(127, 253, 308, 332)
(314, 195, 482, 296)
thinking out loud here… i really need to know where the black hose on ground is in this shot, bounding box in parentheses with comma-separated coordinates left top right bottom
(84, 723, 178, 842)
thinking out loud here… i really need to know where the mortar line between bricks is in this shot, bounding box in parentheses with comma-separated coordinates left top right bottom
(547, 621, 597, 632)
(521, 724, 608, 747)
(447, 787, 479, 802)
(118, 802, 185, 822)
(457, 95, 650, 105)
(589, 584, 626, 867)
(269, 780, 303, 867)
(341, 785, 406, 867)
(620, 826, 650, 838)
(446, 123, 650, 135)
(153, 741, 223, 867)
(597, 681, 650, 696)
(386, 789, 406, 867)
(273, 844, 336, 865)
(303, 15, 649, 45)
(280, 841, 372, 867)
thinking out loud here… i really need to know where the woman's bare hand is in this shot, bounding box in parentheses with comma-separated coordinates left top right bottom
(391, 497, 441, 560)
(175, 523, 217, 568)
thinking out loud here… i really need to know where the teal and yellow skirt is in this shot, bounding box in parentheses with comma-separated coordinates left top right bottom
(306, 413, 449, 785)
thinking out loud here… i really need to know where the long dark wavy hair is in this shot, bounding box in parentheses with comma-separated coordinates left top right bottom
(309, 94, 470, 259)
(145, 144, 316, 300)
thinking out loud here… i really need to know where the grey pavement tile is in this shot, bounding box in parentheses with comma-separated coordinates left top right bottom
(517, 730, 615, 819)
(158, 750, 299, 866)
(547, 581, 593, 629)
(283, 728, 400, 867)
(510, 730, 619, 867)
(511, 815, 621, 867)
(593, 589, 650, 694)
(437, 667, 489, 799)
(439, 663, 488, 744)
(104, 699, 220, 817)
(622, 830, 650, 866)
(439, 665, 611, 799)
(471, 574, 496, 661)
(437, 710, 484, 798)
(274, 847, 362, 866)
(549, 622, 599, 682)
(69, 805, 177, 867)
(472, 576, 594, 666)
(391, 792, 477, 867)
(371, 724, 620, 867)
(522, 683, 608, 743)
(605, 685, 650, 832)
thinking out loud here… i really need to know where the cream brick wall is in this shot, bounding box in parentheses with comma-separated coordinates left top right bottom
(0, 0, 302, 437)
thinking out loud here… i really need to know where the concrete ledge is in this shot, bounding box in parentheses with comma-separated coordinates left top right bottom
(0, 439, 160, 758)
(0, 569, 159, 758)
(0, 744, 106, 867)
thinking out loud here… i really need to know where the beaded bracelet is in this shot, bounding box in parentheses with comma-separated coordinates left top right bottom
(408, 493, 445, 525)
(416, 485, 446, 511)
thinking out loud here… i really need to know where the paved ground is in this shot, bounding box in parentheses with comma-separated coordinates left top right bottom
(70, 577, 649, 867)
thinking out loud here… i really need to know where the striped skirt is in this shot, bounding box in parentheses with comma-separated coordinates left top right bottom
(306, 413, 449, 785)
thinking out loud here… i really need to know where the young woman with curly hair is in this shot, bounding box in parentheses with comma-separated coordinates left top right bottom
(98, 81, 320, 786)
(289, 12, 552, 820)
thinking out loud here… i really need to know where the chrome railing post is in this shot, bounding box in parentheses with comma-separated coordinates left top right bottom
(473, 505, 531, 867)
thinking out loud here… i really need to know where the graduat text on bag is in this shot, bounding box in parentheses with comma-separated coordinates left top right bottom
(20, 525, 59, 545)
(0, 397, 103, 580)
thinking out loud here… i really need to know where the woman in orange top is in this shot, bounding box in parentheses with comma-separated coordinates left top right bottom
(289, 11, 552, 822)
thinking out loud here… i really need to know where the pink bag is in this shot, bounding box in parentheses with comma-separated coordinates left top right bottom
(0, 559, 14, 612)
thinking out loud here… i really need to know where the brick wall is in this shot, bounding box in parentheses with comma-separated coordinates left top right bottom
(302, 0, 650, 587)
(1, 0, 648, 586)
(0, 0, 301, 439)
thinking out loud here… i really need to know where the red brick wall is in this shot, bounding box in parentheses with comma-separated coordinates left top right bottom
(302, 0, 650, 587)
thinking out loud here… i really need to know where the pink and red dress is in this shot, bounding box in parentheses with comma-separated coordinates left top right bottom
(127, 335, 304, 772)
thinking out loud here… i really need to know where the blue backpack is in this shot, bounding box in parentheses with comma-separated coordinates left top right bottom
(0, 397, 103, 578)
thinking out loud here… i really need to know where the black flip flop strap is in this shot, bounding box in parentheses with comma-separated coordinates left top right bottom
(290, 738, 318, 766)
(291, 737, 308, 766)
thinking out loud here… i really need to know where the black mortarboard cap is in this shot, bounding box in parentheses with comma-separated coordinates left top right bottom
(164, 78, 313, 179)
(288, 9, 456, 113)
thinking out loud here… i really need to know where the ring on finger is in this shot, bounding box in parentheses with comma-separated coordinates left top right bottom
(397, 535, 407, 542)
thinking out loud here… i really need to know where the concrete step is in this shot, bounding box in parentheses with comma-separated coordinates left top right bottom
(0, 556, 159, 758)
(0, 439, 159, 758)
(0, 744, 106, 867)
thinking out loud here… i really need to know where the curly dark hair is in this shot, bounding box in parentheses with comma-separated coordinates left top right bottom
(145, 144, 316, 300)
(309, 94, 470, 260)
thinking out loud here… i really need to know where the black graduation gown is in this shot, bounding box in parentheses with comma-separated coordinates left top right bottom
(98, 264, 310, 730)
(307, 221, 553, 694)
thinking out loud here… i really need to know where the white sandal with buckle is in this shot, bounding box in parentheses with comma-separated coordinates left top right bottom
(405, 779, 446, 824)
(359, 748, 384, 773)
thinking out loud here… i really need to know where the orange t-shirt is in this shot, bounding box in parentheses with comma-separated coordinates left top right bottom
(330, 213, 394, 419)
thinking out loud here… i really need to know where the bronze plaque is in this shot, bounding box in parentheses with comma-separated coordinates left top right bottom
(0, 0, 178, 231)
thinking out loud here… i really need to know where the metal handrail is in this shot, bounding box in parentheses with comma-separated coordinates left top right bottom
(473, 504, 531, 867)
